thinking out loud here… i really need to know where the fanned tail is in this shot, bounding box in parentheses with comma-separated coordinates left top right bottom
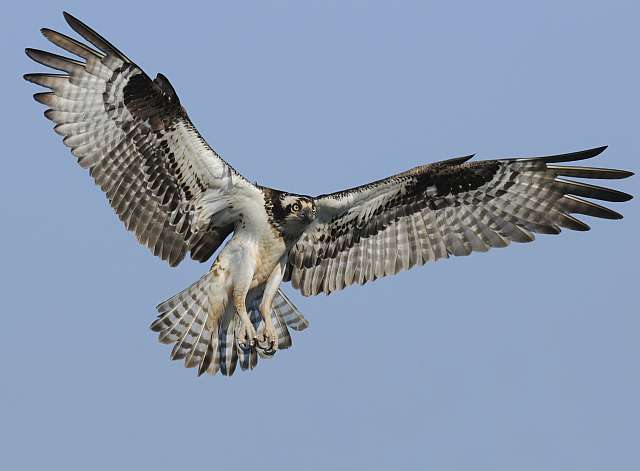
(150, 278, 309, 376)
(272, 288, 309, 331)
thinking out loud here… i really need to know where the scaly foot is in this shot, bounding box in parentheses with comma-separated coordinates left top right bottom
(256, 323, 278, 355)
(236, 320, 257, 351)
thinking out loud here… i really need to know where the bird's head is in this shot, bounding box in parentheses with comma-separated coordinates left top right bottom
(263, 188, 318, 239)
(280, 194, 317, 230)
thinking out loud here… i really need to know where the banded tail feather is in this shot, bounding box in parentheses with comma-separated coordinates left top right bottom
(151, 276, 309, 376)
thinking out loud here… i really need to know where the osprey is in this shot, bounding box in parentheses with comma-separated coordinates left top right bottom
(25, 13, 633, 376)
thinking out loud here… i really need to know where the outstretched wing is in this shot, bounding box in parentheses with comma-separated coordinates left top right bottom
(286, 147, 633, 296)
(24, 12, 261, 266)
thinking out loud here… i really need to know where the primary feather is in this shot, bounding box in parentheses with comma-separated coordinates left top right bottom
(287, 146, 633, 296)
(25, 12, 259, 267)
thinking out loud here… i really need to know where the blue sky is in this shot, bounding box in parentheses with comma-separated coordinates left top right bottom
(1, 1, 638, 470)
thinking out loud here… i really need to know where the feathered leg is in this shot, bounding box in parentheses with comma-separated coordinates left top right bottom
(256, 259, 286, 354)
(231, 252, 258, 350)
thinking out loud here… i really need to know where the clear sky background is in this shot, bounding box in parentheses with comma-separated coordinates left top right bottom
(1, 1, 638, 470)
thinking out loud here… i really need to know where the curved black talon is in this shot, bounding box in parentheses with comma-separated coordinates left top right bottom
(263, 340, 277, 356)
(256, 338, 277, 355)
(262, 344, 277, 356)
(237, 339, 254, 351)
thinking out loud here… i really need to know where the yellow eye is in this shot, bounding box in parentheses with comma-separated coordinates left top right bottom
(292, 203, 301, 212)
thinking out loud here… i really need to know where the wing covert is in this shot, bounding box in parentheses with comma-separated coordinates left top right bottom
(286, 146, 633, 296)
(25, 12, 260, 266)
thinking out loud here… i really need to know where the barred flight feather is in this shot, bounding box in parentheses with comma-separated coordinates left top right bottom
(25, 12, 261, 267)
(287, 146, 633, 296)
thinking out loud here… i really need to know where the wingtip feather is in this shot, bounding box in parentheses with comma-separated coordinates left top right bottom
(521, 145, 610, 164)
(548, 165, 635, 180)
(62, 11, 131, 62)
(439, 153, 476, 165)
(590, 145, 608, 156)
(62, 11, 77, 25)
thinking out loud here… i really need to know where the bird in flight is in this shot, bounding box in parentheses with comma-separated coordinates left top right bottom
(25, 12, 633, 376)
